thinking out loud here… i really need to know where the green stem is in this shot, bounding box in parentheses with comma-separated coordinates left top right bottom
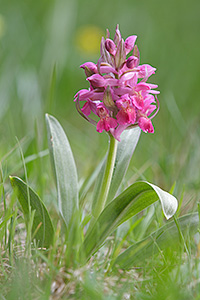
(93, 133, 118, 219)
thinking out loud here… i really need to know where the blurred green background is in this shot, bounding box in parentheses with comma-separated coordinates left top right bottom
(0, 0, 200, 206)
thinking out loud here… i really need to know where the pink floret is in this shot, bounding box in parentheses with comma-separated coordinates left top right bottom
(138, 117, 154, 133)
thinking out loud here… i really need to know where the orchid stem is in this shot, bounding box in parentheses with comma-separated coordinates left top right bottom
(93, 133, 118, 219)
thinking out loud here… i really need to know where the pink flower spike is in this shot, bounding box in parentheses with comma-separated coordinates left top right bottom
(138, 117, 154, 133)
(75, 26, 159, 139)
(124, 35, 137, 54)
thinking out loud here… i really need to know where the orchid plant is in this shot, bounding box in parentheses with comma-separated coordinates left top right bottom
(10, 26, 182, 269)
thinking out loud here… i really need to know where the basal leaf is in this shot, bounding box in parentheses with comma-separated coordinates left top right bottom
(113, 213, 198, 269)
(45, 114, 79, 227)
(82, 181, 178, 260)
(10, 176, 54, 248)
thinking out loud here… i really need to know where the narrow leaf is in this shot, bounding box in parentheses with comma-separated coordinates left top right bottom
(113, 213, 198, 269)
(10, 176, 54, 248)
(82, 182, 178, 259)
(45, 114, 79, 227)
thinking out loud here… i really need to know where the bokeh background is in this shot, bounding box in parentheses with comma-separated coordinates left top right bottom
(1, 0, 200, 207)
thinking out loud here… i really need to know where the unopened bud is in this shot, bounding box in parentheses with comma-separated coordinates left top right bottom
(126, 56, 139, 69)
(105, 38, 116, 55)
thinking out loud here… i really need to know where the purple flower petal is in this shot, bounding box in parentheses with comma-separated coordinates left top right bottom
(124, 35, 137, 55)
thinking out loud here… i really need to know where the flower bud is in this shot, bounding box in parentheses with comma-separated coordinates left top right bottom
(126, 56, 139, 69)
(105, 38, 116, 55)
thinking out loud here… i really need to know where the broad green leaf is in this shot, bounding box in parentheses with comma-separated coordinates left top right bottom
(82, 181, 177, 259)
(10, 176, 54, 248)
(113, 213, 198, 269)
(45, 114, 79, 227)
(92, 128, 141, 211)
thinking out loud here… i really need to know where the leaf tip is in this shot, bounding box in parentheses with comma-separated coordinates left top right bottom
(45, 113, 50, 121)
(9, 175, 14, 185)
